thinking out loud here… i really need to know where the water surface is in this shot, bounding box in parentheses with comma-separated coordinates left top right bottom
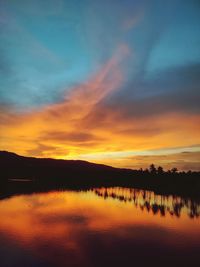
(0, 187, 199, 267)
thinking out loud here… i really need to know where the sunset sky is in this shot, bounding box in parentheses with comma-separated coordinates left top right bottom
(0, 0, 200, 170)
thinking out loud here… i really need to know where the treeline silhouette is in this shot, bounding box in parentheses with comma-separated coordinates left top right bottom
(91, 187, 200, 219)
(0, 151, 200, 201)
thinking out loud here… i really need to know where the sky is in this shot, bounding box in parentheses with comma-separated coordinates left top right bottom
(0, 0, 200, 170)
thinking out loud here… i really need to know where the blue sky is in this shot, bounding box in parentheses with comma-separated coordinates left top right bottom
(1, 0, 199, 110)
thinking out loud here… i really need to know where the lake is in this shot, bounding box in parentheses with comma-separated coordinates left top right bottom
(0, 187, 199, 267)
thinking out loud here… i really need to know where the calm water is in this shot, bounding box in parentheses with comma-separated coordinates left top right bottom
(0, 187, 199, 267)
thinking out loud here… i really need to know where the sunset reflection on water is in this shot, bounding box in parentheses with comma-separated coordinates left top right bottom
(0, 188, 199, 267)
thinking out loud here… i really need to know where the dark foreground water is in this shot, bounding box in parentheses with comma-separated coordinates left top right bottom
(0, 187, 199, 267)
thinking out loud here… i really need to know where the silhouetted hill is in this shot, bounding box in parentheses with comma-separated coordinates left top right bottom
(0, 151, 200, 200)
(0, 150, 134, 181)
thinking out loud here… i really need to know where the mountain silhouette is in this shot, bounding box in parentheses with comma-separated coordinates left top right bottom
(0, 150, 134, 179)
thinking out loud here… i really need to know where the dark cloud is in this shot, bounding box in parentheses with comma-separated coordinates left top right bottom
(106, 63, 200, 118)
(117, 126, 162, 137)
(80, 62, 200, 133)
(42, 131, 103, 143)
(26, 143, 68, 157)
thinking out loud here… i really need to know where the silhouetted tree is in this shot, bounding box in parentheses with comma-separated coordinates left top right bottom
(157, 166, 164, 175)
(149, 164, 156, 174)
(144, 168, 149, 174)
(171, 167, 178, 174)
